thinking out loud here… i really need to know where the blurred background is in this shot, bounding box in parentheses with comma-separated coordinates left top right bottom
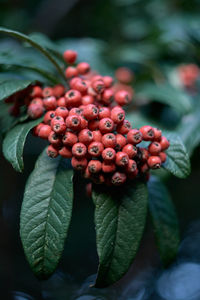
(1, 0, 200, 299)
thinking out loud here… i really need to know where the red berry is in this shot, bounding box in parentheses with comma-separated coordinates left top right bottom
(28, 103, 44, 119)
(79, 116, 88, 129)
(71, 157, 88, 171)
(102, 162, 116, 173)
(65, 66, 78, 78)
(86, 183, 92, 197)
(140, 148, 149, 162)
(65, 115, 81, 131)
(140, 126, 155, 141)
(115, 134, 127, 150)
(127, 129, 143, 144)
(53, 84, 65, 98)
(99, 118, 114, 133)
(122, 144, 137, 158)
(55, 107, 69, 118)
(147, 156, 161, 169)
(59, 146, 72, 158)
(42, 87, 54, 98)
(140, 163, 149, 173)
(38, 124, 51, 139)
(102, 148, 116, 162)
(47, 145, 58, 158)
(30, 97, 43, 106)
(102, 89, 114, 104)
(48, 131, 62, 146)
(77, 62, 90, 74)
(78, 129, 93, 145)
(68, 107, 83, 116)
(72, 142, 87, 158)
(153, 128, 162, 141)
(57, 97, 66, 107)
(92, 80, 105, 94)
(30, 86, 43, 98)
(88, 160, 102, 173)
(62, 132, 78, 146)
(148, 142, 162, 155)
(115, 90, 131, 106)
(88, 120, 99, 131)
(82, 95, 94, 105)
(63, 50, 77, 64)
(111, 107, 125, 124)
(102, 133, 116, 148)
(116, 120, 131, 135)
(44, 111, 56, 125)
(115, 67, 133, 84)
(103, 76, 114, 88)
(92, 130, 102, 142)
(51, 116, 66, 133)
(83, 104, 99, 120)
(65, 90, 82, 107)
(111, 172, 126, 186)
(88, 142, 104, 157)
(69, 77, 80, 89)
(116, 151, 129, 167)
(99, 107, 111, 119)
(159, 152, 167, 163)
(126, 159, 137, 172)
(73, 78, 88, 94)
(43, 96, 57, 110)
(32, 123, 43, 136)
(160, 136, 170, 150)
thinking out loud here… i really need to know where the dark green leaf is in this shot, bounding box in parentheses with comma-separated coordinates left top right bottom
(20, 149, 73, 279)
(2, 118, 42, 172)
(0, 79, 33, 102)
(148, 176, 180, 265)
(163, 132, 191, 178)
(93, 182, 148, 287)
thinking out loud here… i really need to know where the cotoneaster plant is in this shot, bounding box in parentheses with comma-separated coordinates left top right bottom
(0, 28, 191, 288)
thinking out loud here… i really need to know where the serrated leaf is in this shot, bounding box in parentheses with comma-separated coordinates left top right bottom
(136, 83, 192, 114)
(163, 132, 191, 178)
(93, 182, 148, 287)
(148, 176, 180, 266)
(0, 79, 33, 102)
(20, 149, 73, 279)
(2, 118, 42, 172)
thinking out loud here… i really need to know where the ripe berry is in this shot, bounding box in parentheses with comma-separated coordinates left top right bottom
(71, 157, 87, 171)
(115, 67, 133, 84)
(102, 89, 114, 104)
(48, 131, 61, 146)
(53, 84, 65, 98)
(44, 111, 56, 125)
(62, 132, 78, 146)
(122, 144, 137, 158)
(88, 142, 104, 157)
(103, 76, 114, 88)
(30, 97, 43, 106)
(116, 120, 131, 135)
(102, 162, 116, 173)
(69, 77, 80, 89)
(43, 96, 57, 110)
(115, 134, 127, 150)
(47, 145, 58, 158)
(63, 50, 77, 64)
(82, 95, 94, 105)
(102, 148, 116, 162)
(99, 118, 114, 133)
(65, 90, 82, 107)
(92, 130, 102, 142)
(86, 183, 92, 197)
(102, 133, 116, 148)
(92, 80, 105, 94)
(78, 129, 93, 145)
(55, 107, 69, 118)
(51, 116, 66, 133)
(99, 107, 111, 119)
(140, 126, 155, 141)
(32, 123, 43, 136)
(88, 120, 99, 131)
(28, 103, 44, 119)
(79, 116, 88, 129)
(68, 107, 83, 116)
(83, 104, 99, 120)
(147, 156, 161, 169)
(111, 107, 125, 124)
(154, 128, 162, 141)
(72, 143, 87, 158)
(59, 146, 72, 158)
(57, 97, 66, 107)
(140, 163, 149, 173)
(65, 115, 81, 131)
(74, 79, 88, 94)
(42, 87, 54, 98)
(65, 66, 78, 78)
(115, 90, 131, 106)
(30, 86, 43, 98)
(126, 159, 137, 172)
(140, 148, 149, 162)
(127, 129, 143, 144)
(38, 124, 51, 139)
(88, 160, 102, 173)
(116, 151, 129, 167)
(111, 172, 127, 186)
(160, 136, 170, 150)
(148, 142, 162, 155)
(159, 152, 167, 163)
(77, 62, 90, 74)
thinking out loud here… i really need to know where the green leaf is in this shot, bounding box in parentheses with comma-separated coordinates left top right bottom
(136, 83, 192, 114)
(2, 118, 42, 172)
(0, 27, 65, 81)
(163, 132, 191, 178)
(93, 182, 148, 287)
(148, 176, 180, 265)
(0, 79, 33, 102)
(20, 149, 73, 279)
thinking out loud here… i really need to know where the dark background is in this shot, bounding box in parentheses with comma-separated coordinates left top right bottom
(1, 0, 200, 299)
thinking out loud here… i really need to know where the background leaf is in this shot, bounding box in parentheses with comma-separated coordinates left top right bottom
(0, 78, 33, 102)
(148, 176, 180, 266)
(92, 182, 148, 287)
(20, 149, 73, 279)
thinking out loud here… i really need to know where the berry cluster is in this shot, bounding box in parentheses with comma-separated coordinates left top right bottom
(6, 49, 170, 186)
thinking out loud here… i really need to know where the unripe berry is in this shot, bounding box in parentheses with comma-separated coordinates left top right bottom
(140, 126, 155, 141)
(59, 146, 72, 158)
(92, 80, 105, 94)
(102, 148, 116, 162)
(82, 95, 94, 105)
(62, 132, 78, 146)
(116, 120, 131, 135)
(102, 162, 116, 173)
(116, 151, 129, 167)
(83, 104, 99, 120)
(43, 96, 57, 110)
(127, 129, 143, 144)
(153, 128, 162, 142)
(160, 136, 170, 150)
(99, 118, 114, 133)
(65, 66, 78, 78)
(38, 124, 51, 139)
(47, 145, 58, 158)
(78, 129, 93, 145)
(147, 156, 161, 169)
(111, 172, 127, 186)
(88, 142, 104, 157)
(115, 134, 127, 150)
(65, 90, 82, 107)
(159, 152, 167, 163)
(122, 144, 137, 158)
(48, 131, 62, 146)
(55, 107, 69, 118)
(71, 157, 88, 171)
(57, 97, 66, 107)
(103, 76, 114, 88)
(65, 115, 81, 131)
(72, 143, 87, 158)
(28, 103, 44, 119)
(77, 62, 90, 74)
(102, 89, 114, 104)
(99, 107, 111, 119)
(148, 142, 162, 155)
(88, 160, 102, 173)
(53, 84, 65, 98)
(44, 111, 56, 125)
(42, 87, 54, 98)
(102, 133, 116, 148)
(111, 107, 125, 124)
(63, 50, 77, 64)
(30, 86, 43, 98)
(92, 130, 102, 142)
(115, 90, 131, 106)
